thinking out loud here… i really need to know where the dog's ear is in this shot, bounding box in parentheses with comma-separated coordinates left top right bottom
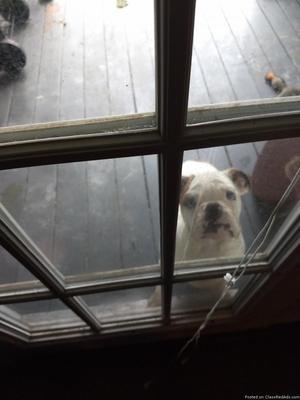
(180, 175, 194, 202)
(224, 168, 250, 195)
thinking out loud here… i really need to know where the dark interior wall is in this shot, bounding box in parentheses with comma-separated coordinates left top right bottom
(1, 321, 300, 400)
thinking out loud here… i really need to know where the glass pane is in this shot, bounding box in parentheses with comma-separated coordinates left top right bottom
(0, 0, 155, 127)
(188, 0, 300, 122)
(175, 138, 300, 268)
(0, 245, 42, 287)
(0, 155, 160, 281)
(172, 275, 253, 314)
(82, 286, 160, 324)
(3, 299, 84, 329)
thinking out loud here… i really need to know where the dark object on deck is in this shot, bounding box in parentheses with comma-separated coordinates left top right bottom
(0, 34, 26, 77)
(0, 0, 28, 77)
(265, 71, 300, 97)
(0, 0, 30, 23)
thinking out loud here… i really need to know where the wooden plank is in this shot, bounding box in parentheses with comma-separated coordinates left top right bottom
(239, 0, 300, 83)
(0, 245, 32, 285)
(115, 156, 157, 268)
(59, 0, 85, 120)
(103, 0, 135, 116)
(141, 155, 160, 262)
(225, 142, 269, 244)
(123, 0, 155, 113)
(218, 0, 274, 99)
(8, 1, 46, 125)
(53, 162, 88, 276)
(83, 0, 110, 118)
(34, 0, 65, 123)
(189, 48, 211, 107)
(277, 0, 300, 39)
(193, 6, 236, 103)
(0, 77, 14, 127)
(183, 150, 200, 162)
(16, 165, 57, 281)
(0, 167, 43, 283)
(200, 0, 260, 101)
(0, 3, 29, 126)
(256, 0, 300, 81)
(86, 159, 122, 272)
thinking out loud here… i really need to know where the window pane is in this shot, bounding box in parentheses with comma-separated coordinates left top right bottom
(176, 138, 300, 268)
(0, 155, 160, 282)
(2, 299, 84, 329)
(81, 286, 160, 324)
(171, 275, 253, 314)
(0, 245, 42, 287)
(188, 0, 300, 122)
(0, 0, 155, 127)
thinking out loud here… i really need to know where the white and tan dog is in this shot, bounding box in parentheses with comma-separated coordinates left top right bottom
(177, 161, 249, 262)
(149, 161, 250, 306)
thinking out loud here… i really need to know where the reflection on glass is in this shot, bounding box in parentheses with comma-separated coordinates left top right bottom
(172, 275, 252, 314)
(0, 245, 40, 286)
(5, 299, 84, 328)
(82, 286, 161, 324)
(189, 0, 300, 110)
(0, 0, 155, 127)
(0, 155, 160, 280)
(176, 138, 300, 268)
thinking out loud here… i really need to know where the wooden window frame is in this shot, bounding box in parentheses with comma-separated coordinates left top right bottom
(0, 0, 300, 344)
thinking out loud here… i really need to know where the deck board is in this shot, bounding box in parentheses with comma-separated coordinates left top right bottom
(53, 162, 88, 275)
(34, 0, 65, 123)
(17, 164, 57, 281)
(201, 0, 261, 101)
(7, 2, 45, 125)
(86, 159, 122, 273)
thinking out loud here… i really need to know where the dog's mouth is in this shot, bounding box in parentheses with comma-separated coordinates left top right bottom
(202, 222, 234, 238)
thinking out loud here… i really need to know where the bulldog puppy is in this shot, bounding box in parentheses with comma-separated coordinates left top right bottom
(177, 161, 250, 262)
(149, 161, 250, 307)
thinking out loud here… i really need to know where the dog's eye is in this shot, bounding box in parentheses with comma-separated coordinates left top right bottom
(183, 194, 197, 209)
(226, 191, 236, 201)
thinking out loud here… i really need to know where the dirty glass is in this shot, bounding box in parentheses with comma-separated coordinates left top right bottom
(3, 298, 84, 329)
(0, 155, 160, 283)
(0, 0, 155, 127)
(188, 0, 300, 123)
(82, 286, 161, 324)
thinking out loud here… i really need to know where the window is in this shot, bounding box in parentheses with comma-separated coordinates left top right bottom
(0, 0, 300, 344)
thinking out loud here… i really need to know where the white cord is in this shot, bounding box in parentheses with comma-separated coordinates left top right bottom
(177, 166, 300, 365)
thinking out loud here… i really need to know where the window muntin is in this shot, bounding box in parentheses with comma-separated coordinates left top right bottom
(0, 156, 160, 281)
(0, 0, 155, 128)
(188, 0, 300, 124)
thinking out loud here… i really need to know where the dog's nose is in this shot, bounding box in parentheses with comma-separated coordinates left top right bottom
(205, 202, 222, 221)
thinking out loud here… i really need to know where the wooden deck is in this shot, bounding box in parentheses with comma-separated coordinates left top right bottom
(1, 0, 300, 294)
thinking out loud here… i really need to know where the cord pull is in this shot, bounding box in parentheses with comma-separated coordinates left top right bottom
(224, 273, 236, 287)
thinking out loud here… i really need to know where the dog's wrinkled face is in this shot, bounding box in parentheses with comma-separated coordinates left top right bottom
(180, 163, 249, 242)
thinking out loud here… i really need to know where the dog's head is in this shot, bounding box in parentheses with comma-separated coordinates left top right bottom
(180, 162, 250, 242)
